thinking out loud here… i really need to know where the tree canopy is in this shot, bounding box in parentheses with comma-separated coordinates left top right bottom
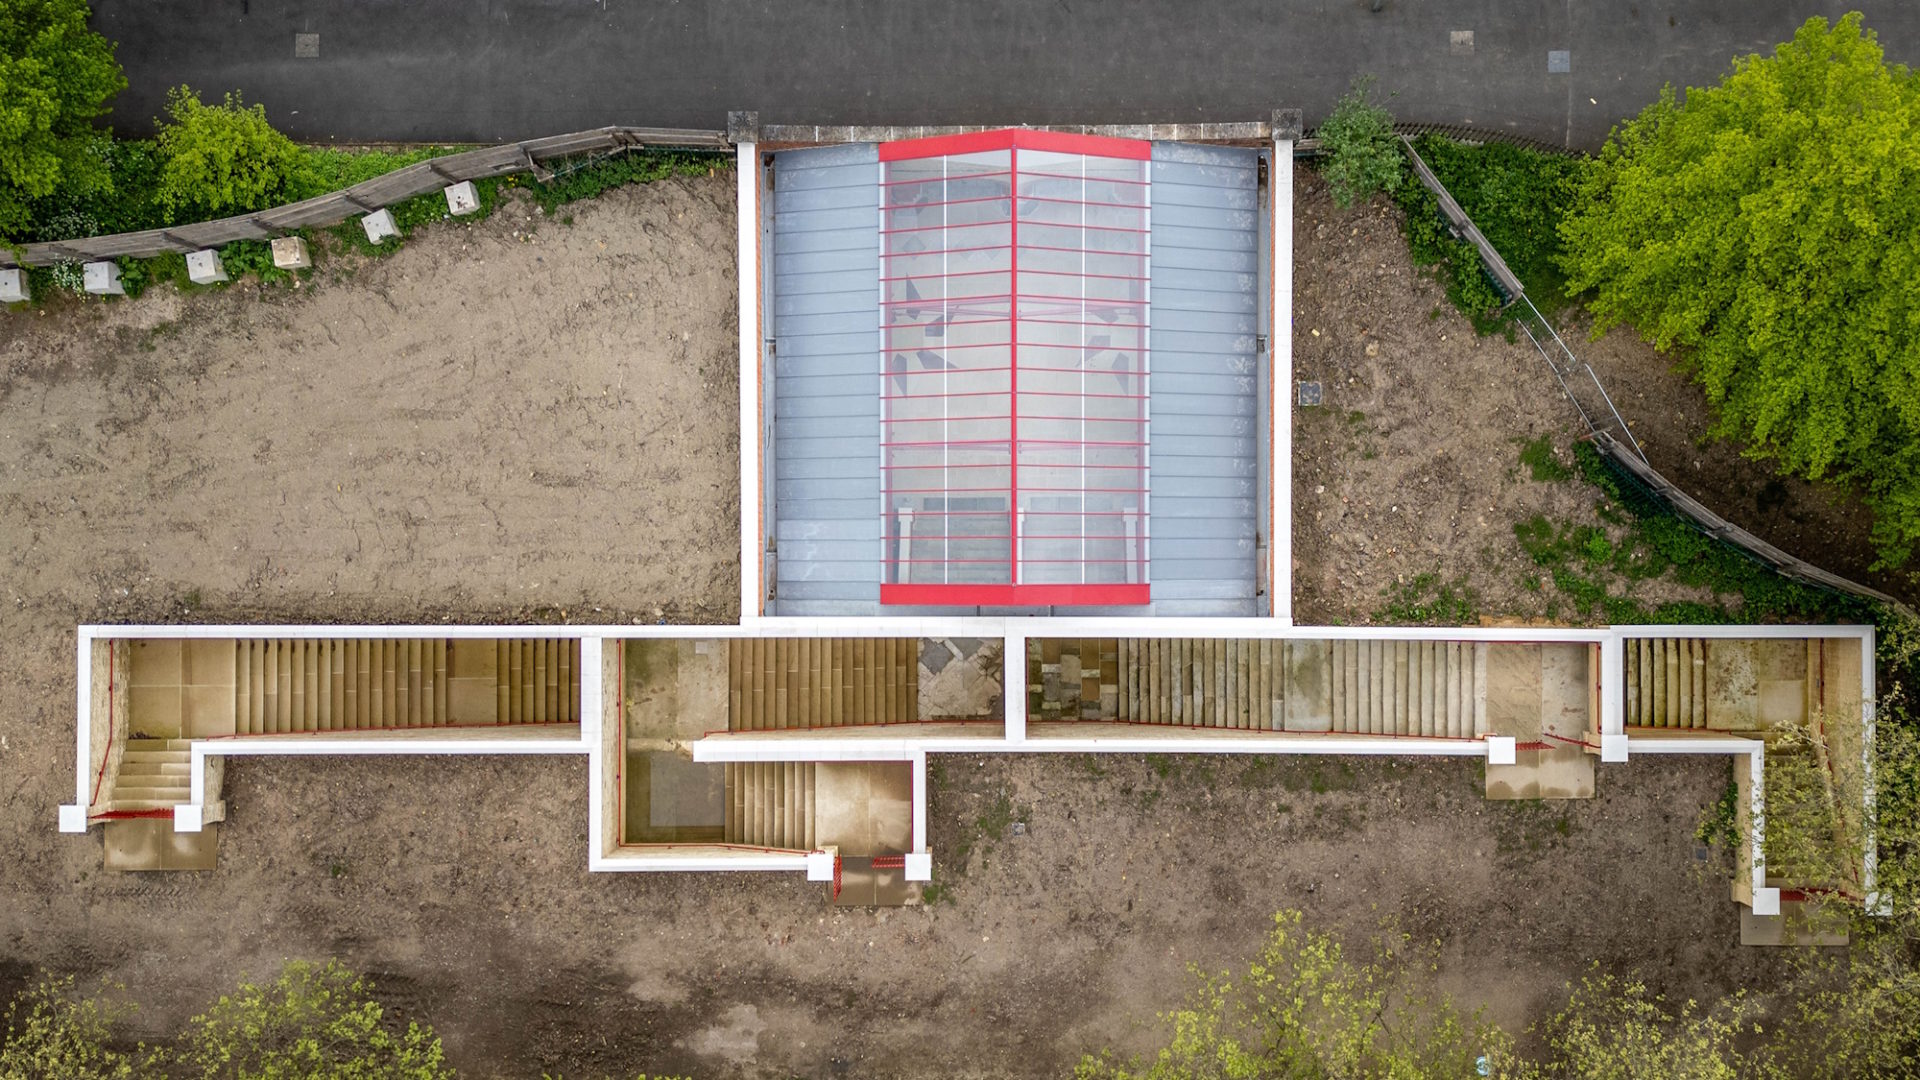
(0, 0, 125, 240)
(1558, 13, 1920, 567)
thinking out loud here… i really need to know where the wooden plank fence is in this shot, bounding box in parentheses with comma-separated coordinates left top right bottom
(2, 125, 730, 269)
(1592, 432, 1911, 618)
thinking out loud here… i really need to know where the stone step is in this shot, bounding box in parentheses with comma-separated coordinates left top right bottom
(729, 639, 918, 731)
(110, 787, 188, 805)
(119, 761, 190, 778)
(1626, 637, 1707, 729)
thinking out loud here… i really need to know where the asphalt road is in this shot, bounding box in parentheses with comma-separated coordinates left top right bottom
(92, 1, 1917, 149)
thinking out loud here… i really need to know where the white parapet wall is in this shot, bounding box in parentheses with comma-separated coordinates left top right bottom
(65, 622, 1874, 912)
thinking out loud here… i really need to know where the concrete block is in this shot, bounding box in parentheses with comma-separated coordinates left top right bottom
(904, 852, 932, 881)
(1487, 735, 1516, 766)
(1601, 733, 1629, 762)
(173, 802, 204, 833)
(0, 267, 27, 303)
(362, 208, 398, 243)
(83, 261, 123, 296)
(58, 803, 86, 833)
(444, 180, 480, 216)
(270, 236, 310, 270)
(185, 249, 228, 285)
(805, 849, 836, 880)
(727, 110, 760, 144)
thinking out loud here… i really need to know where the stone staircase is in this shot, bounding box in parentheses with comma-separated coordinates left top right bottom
(728, 639, 918, 730)
(1328, 640, 1488, 738)
(1030, 638, 1489, 737)
(723, 762, 817, 849)
(1625, 637, 1707, 729)
(234, 638, 579, 733)
(109, 738, 191, 813)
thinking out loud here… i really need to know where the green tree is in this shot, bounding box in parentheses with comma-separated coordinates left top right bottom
(1521, 971, 1766, 1080)
(162, 960, 453, 1080)
(1558, 13, 1920, 567)
(0, 0, 125, 240)
(1318, 76, 1403, 210)
(0, 975, 135, 1080)
(1075, 910, 1509, 1079)
(154, 85, 311, 222)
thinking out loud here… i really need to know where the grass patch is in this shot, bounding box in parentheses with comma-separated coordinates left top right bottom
(1518, 434, 1572, 482)
(1375, 573, 1478, 625)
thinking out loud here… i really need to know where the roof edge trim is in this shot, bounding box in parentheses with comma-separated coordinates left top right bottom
(878, 128, 1152, 163)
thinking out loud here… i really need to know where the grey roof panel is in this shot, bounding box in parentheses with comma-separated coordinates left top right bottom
(777, 518, 882, 541)
(1151, 245, 1258, 273)
(773, 397, 878, 423)
(1152, 143, 1260, 170)
(773, 248, 878, 275)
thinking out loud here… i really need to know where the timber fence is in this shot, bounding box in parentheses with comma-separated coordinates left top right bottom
(2, 125, 731, 269)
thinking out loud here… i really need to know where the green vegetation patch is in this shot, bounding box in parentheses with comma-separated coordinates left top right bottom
(1513, 440, 1872, 627)
(1393, 135, 1585, 334)
(1374, 572, 1479, 625)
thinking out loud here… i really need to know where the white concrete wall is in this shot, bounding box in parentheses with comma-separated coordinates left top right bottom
(64, 603, 1873, 902)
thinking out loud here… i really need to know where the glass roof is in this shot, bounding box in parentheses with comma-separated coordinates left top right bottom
(879, 130, 1150, 606)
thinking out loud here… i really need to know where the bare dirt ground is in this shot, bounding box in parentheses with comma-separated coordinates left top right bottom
(0, 166, 1794, 1079)
(1290, 166, 1720, 626)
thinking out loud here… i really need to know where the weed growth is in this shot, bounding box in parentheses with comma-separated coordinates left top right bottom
(1374, 573, 1478, 625)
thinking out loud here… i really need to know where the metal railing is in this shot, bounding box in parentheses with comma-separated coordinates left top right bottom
(2, 125, 731, 269)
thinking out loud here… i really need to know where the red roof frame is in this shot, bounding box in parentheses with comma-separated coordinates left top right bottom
(878, 128, 1152, 163)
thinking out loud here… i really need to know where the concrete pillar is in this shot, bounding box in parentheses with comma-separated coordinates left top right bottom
(1270, 109, 1299, 625)
(362, 208, 399, 243)
(186, 250, 228, 285)
(0, 267, 27, 303)
(443, 181, 480, 216)
(735, 130, 764, 619)
(270, 237, 310, 270)
(82, 261, 123, 296)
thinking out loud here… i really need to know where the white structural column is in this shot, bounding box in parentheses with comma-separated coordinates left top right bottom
(737, 140, 765, 620)
(58, 633, 91, 832)
(1002, 631, 1028, 742)
(579, 635, 606, 860)
(1271, 137, 1294, 624)
(1599, 634, 1628, 761)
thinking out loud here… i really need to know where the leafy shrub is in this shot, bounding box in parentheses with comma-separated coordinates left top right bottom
(1316, 76, 1402, 209)
(1394, 135, 1582, 332)
(1412, 135, 1584, 306)
(154, 86, 312, 221)
(215, 238, 293, 285)
(161, 960, 453, 1079)
(0, 975, 134, 1080)
(22, 138, 161, 241)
